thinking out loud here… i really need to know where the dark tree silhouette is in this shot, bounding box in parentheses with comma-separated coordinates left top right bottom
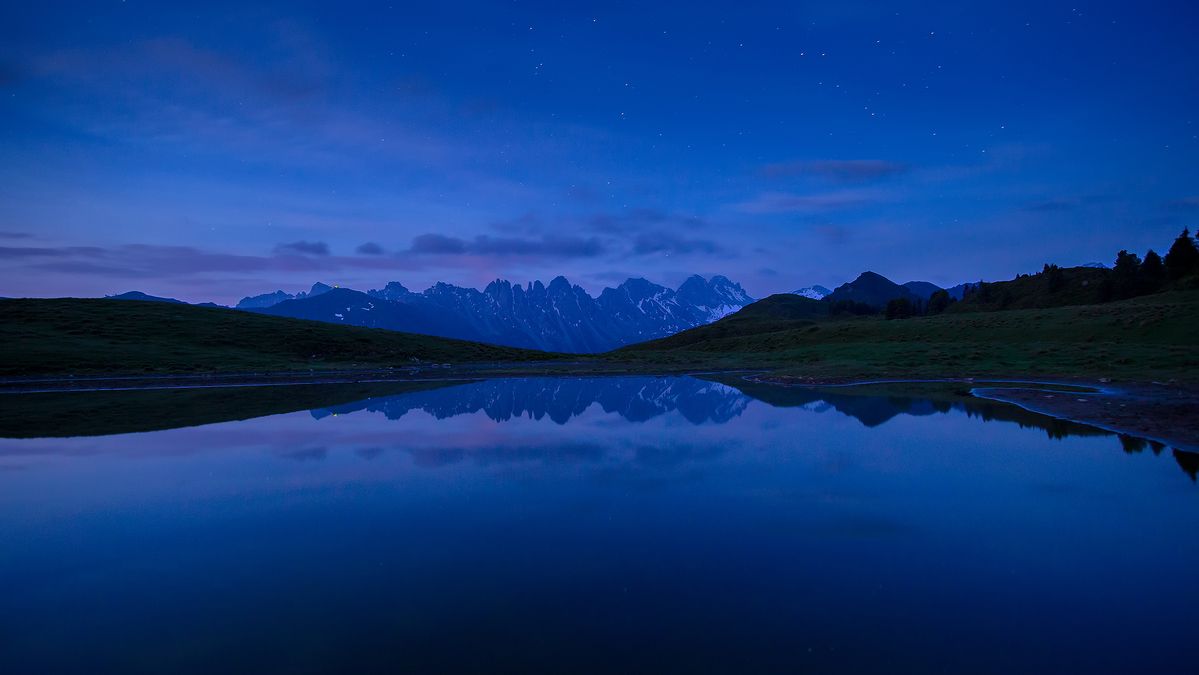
(926, 289, 953, 314)
(1139, 249, 1165, 291)
(1164, 228, 1199, 280)
(1112, 250, 1142, 298)
(1043, 263, 1065, 293)
(829, 299, 876, 316)
(885, 297, 914, 319)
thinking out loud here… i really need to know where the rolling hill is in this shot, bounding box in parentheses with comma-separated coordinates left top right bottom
(951, 265, 1112, 311)
(616, 290, 1199, 383)
(619, 293, 831, 351)
(0, 298, 552, 377)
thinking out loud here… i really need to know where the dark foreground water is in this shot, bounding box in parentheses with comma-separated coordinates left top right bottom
(0, 376, 1196, 674)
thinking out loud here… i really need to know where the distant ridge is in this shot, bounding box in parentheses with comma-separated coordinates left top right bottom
(106, 291, 187, 304)
(824, 272, 918, 308)
(901, 281, 943, 301)
(237, 282, 333, 309)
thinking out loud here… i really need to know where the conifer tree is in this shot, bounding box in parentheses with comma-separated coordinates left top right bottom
(1164, 228, 1199, 280)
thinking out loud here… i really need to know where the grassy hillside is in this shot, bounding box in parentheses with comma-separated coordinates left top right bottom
(951, 265, 1111, 311)
(0, 298, 552, 377)
(636, 294, 829, 351)
(952, 265, 1199, 312)
(616, 290, 1199, 383)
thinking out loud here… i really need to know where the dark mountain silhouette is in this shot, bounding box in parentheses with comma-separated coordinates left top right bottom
(947, 282, 979, 300)
(236, 282, 333, 309)
(902, 281, 943, 301)
(106, 291, 187, 304)
(824, 271, 919, 308)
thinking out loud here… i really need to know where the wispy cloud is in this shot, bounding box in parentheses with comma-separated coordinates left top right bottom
(734, 189, 891, 214)
(355, 241, 384, 255)
(274, 240, 330, 256)
(631, 232, 723, 256)
(0, 245, 104, 258)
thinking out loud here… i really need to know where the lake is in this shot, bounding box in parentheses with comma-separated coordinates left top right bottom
(1, 376, 1196, 673)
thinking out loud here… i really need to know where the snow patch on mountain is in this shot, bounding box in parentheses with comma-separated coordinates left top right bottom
(790, 285, 832, 300)
(252, 274, 754, 353)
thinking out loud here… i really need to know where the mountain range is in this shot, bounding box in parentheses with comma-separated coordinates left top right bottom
(313, 376, 752, 425)
(244, 275, 753, 353)
(105, 270, 982, 353)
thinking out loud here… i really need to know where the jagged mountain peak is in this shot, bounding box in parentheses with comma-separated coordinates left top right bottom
(236, 281, 333, 309)
(367, 281, 412, 302)
(674, 275, 753, 320)
(246, 272, 754, 353)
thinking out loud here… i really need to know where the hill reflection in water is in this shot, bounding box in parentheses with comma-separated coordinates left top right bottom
(309, 376, 1195, 482)
(1, 375, 1194, 482)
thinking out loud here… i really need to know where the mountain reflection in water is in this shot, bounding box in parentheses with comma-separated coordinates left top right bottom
(304, 376, 1196, 483)
(2, 375, 1197, 673)
(1, 375, 1194, 482)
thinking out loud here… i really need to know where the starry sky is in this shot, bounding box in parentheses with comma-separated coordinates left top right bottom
(2, 1, 1197, 303)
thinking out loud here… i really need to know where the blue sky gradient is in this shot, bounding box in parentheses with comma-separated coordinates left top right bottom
(2, 1, 1197, 303)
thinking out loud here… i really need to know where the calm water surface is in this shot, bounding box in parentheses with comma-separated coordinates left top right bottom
(0, 376, 1196, 673)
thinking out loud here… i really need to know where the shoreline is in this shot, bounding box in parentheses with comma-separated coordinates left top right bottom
(3, 367, 1196, 453)
(747, 373, 1199, 454)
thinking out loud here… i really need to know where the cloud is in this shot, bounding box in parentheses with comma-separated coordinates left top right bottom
(356, 241, 384, 255)
(408, 233, 605, 258)
(409, 233, 467, 255)
(0, 231, 31, 239)
(274, 240, 330, 256)
(0, 245, 104, 259)
(631, 232, 722, 256)
(2, 243, 428, 284)
(735, 189, 889, 214)
(760, 159, 908, 183)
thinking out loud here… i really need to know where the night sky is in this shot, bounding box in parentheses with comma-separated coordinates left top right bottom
(2, 1, 1197, 303)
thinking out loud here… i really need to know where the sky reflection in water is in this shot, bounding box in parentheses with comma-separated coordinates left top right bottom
(0, 376, 1196, 673)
